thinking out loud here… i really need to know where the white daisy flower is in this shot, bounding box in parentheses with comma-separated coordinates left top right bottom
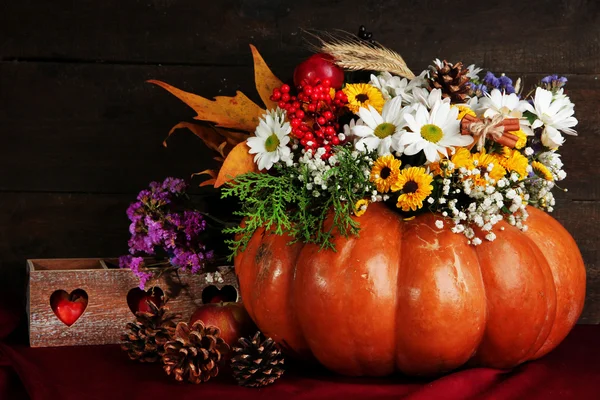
(466, 64, 483, 80)
(412, 87, 450, 109)
(522, 87, 578, 148)
(478, 88, 525, 119)
(247, 108, 292, 170)
(369, 71, 427, 104)
(397, 101, 474, 163)
(351, 96, 407, 156)
(342, 118, 364, 143)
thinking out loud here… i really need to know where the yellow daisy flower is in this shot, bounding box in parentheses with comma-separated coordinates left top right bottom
(453, 104, 476, 120)
(531, 161, 554, 181)
(354, 199, 369, 217)
(370, 154, 401, 193)
(509, 129, 528, 149)
(391, 167, 434, 212)
(472, 150, 507, 182)
(499, 147, 528, 179)
(343, 83, 385, 114)
(451, 147, 475, 169)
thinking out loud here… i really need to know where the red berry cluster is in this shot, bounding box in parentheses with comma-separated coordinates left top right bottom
(270, 79, 348, 159)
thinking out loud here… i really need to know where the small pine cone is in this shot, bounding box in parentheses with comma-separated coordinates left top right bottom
(121, 300, 178, 363)
(162, 321, 229, 384)
(231, 332, 285, 388)
(429, 60, 471, 103)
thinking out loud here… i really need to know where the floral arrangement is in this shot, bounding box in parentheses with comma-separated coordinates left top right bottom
(119, 177, 214, 288)
(149, 28, 577, 256)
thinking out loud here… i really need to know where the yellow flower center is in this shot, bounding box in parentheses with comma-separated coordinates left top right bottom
(374, 123, 396, 139)
(420, 124, 443, 143)
(265, 133, 280, 152)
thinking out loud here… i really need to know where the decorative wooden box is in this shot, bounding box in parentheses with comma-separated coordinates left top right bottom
(27, 258, 239, 347)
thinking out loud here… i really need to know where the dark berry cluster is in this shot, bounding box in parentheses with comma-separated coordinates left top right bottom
(271, 79, 348, 159)
(357, 25, 374, 44)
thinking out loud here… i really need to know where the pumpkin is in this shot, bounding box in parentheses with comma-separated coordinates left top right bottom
(234, 203, 586, 376)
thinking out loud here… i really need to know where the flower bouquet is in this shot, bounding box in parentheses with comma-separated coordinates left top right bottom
(149, 28, 585, 376)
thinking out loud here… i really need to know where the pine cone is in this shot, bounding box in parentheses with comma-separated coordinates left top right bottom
(429, 60, 471, 103)
(231, 332, 285, 388)
(162, 321, 229, 384)
(121, 300, 178, 363)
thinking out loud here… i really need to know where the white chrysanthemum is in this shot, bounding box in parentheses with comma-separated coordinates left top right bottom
(466, 64, 483, 80)
(369, 71, 427, 103)
(412, 87, 450, 109)
(247, 108, 292, 170)
(397, 101, 474, 163)
(478, 89, 525, 119)
(522, 87, 578, 148)
(342, 118, 364, 143)
(351, 96, 407, 156)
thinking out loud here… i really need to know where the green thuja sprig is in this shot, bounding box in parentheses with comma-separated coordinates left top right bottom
(221, 145, 375, 259)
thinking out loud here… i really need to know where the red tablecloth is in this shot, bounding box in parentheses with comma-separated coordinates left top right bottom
(0, 324, 599, 400)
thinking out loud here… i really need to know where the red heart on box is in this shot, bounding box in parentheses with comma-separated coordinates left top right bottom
(127, 287, 164, 315)
(50, 289, 88, 326)
(201, 285, 238, 304)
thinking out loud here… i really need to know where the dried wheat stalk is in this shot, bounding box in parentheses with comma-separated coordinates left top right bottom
(312, 32, 415, 79)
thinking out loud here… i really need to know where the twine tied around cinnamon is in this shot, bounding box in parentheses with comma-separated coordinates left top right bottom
(461, 114, 520, 151)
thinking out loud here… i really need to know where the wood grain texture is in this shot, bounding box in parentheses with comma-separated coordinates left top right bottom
(28, 258, 239, 347)
(0, 0, 599, 324)
(1, 0, 599, 73)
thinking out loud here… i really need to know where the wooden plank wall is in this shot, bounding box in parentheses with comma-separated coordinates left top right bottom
(1, 0, 599, 322)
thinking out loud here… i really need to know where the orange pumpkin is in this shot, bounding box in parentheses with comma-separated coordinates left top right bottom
(235, 203, 586, 376)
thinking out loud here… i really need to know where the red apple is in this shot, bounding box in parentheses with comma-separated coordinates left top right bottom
(126, 287, 164, 315)
(189, 302, 256, 348)
(137, 293, 163, 313)
(293, 53, 345, 89)
(50, 290, 88, 327)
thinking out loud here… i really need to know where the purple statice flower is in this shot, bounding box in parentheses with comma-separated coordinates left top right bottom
(181, 211, 208, 242)
(483, 71, 500, 88)
(541, 75, 568, 91)
(126, 201, 144, 222)
(128, 234, 155, 255)
(121, 177, 214, 287)
(483, 71, 515, 94)
(161, 177, 187, 194)
(150, 189, 172, 205)
(145, 216, 167, 245)
(119, 255, 153, 289)
(498, 75, 515, 94)
(468, 82, 489, 97)
(170, 247, 214, 273)
(136, 189, 152, 203)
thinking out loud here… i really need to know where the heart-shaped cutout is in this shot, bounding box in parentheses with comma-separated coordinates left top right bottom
(127, 287, 164, 315)
(202, 285, 238, 304)
(50, 289, 88, 327)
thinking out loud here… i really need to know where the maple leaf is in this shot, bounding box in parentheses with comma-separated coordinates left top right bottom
(214, 141, 259, 188)
(148, 80, 264, 132)
(250, 44, 283, 109)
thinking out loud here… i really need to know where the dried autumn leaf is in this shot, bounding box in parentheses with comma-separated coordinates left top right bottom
(214, 141, 259, 188)
(192, 169, 218, 187)
(148, 80, 264, 132)
(165, 122, 225, 153)
(250, 44, 283, 110)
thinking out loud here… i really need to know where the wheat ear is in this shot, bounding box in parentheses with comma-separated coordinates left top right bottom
(312, 33, 415, 79)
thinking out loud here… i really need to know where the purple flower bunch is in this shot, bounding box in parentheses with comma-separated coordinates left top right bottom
(541, 75, 568, 91)
(482, 71, 516, 94)
(119, 177, 214, 288)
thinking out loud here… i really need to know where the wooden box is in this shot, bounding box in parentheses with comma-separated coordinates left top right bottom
(27, 258, 239, 347)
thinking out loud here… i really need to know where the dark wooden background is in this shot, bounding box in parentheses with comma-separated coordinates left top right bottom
(1, 0, 599, 322)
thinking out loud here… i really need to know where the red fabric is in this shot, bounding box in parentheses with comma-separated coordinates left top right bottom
(0, 325, 598, 400)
